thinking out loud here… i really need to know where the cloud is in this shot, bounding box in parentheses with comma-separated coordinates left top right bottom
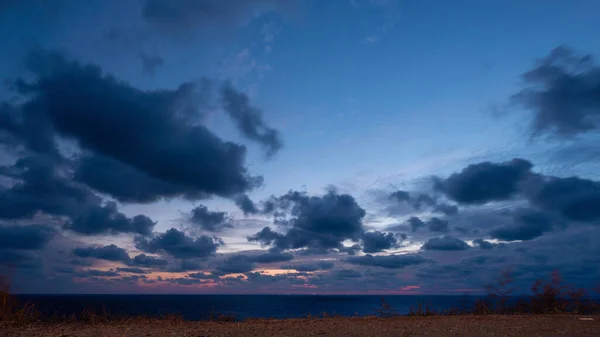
(74, 155, 209, 203)
(165, 277, 208, 285)
(72, 244, 131, 263)
(220, 84, 283, 157)
(389, 190, 410, 202)
(333, 269, 362, 279)
(361, 231, 399, 253)
(388, 190, 459, 216)
(473, 239, 497, 249)
(0, 224, 55, 250)
(75, 269, 120, 278)
(188, 271, 222, 279)
(142, 0, 294, 36)
(421, 236, 470, 251)
(346, 254, 430, 269)
(248, 190, 366, 251)
(0, 249, 42, 270)
(130, 253, 168, 267)
(251, 251, 294, 263)
(116, 267, 150, 274)
(140, 53, 164, 76)
(489, 209, 553, 241)
(524, 175, 600, 222)
(216, 251, 294, 274)
(427, 217, 449, 232)
(280, 260, 334, 272)
(135, 228, 222, 259)
(189, 205, 231, 232)
(216, 255, 255, 274)
(0, 156, 99, 220)
(3, 51, 263, 203)
(234, 194, 260, 215)
(434, 158, 533, 204)
(65, 201, 156, 236)
(407, 217, 425, 232)
(512, 46, 600, 137)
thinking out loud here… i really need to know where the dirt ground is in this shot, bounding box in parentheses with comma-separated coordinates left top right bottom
(3, 315, 599, 337)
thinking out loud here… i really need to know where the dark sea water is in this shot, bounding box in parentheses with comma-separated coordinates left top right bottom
(16, 294, 493, 320)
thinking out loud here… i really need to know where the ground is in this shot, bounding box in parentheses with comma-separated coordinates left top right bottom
(3, 315, 599, 336)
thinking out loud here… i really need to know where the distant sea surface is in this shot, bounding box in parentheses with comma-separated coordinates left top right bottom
(17, 295, 492, 320)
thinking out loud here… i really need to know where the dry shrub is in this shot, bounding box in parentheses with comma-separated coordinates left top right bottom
(408, 302, 437, 316)
(376, 297, 398, 318)
(0, 274, 40, 325)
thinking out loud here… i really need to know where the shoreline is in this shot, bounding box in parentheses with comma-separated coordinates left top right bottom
(4, 315, 599, 337)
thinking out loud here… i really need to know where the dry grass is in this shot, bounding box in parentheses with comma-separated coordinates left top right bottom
(5, 315, 600, 337)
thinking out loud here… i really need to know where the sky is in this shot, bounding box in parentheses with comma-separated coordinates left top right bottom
(1, 0, 600, 295)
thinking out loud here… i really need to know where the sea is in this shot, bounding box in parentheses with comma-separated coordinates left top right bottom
(16, 294, 495, 320)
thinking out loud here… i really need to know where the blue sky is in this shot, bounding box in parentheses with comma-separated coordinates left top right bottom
(2, 0, 600, 294)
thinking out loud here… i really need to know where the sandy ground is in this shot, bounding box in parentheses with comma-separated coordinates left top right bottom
(3, 315, 599, 337)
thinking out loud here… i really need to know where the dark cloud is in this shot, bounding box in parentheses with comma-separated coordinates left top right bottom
(361, 231, 399, 253)
(74, 155, 208, 203)
(172, 259, 204, 272)
(234, 194, 260, 215)
(0, 224, 55, 250)
(0, 156, 99, 220)
(407, 216, 425, 232)
(389, 190, 410, 202)
(427, 217, 449, 232)
(524, 175, 600, 222)
(75, 269, 120, 278)
(251, 251, 294, 263)
(316, 260, 335, 270)
(216, 255, 255, 274)
(512, 46, 600, 137)
(387, 190, 459, 216)
(165, 277, 207, 285)
(434, 158, 533, 204)
(280, 260, 334, 272)
(346, 254, 430, 269)
(131, 253, 168, 267)
(421, 236, 470, 251)
(140, 53, 164, 76)
(72, 244, 131, 263)
(65, 201, 155, 236)
(142, 0, 293, 36)
(434, 157, 600, 227)
(117, 275, 148, 283)
(221, 84, 282, 157)
(333, 269, 362, 279)
(249, 190, 366, 251)
(116, 267, 149, 274)
(188, 271, 222, 279)
(4, 51, 262, 203)
(189, 205, 231, 232)
(433, 203, 459, 216)
(490, 209, 554, 241)
(0, 249, 42, 269)
(135, 228, 221, 259)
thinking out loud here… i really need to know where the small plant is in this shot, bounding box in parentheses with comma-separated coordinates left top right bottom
(408, 302, 436, 316)
(484, 267, 514, 314)
(375, 297, 397, 318)
(0, 274, 40, 325)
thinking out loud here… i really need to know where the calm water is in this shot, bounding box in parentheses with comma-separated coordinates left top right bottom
(16, 294, 492, 320)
